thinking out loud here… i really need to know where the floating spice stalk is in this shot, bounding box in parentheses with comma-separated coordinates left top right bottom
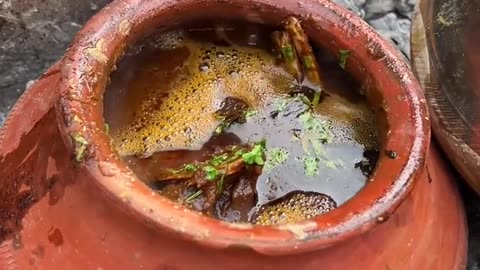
(155, 141, 266, 203)
(284, 17, 322, 86)
(158, 146, 250, 181)
(272, 17, 325, 107)
(271, 31, 304, 83)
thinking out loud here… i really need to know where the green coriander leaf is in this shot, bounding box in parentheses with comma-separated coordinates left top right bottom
(324, 160, 338, 169)
(264, 147, 289, 173)
(303, 56, 314, 69)
(215, 121, 230, 135)
(170, 163, 198, 174)
(302, 155, 319, 176)
(234, 148, 247, 156)
(244, 109, 258, 119)
(71, 133, 88, 145)
(227, 148, 248, 162)
(298, 112, 332, 144)
(255, 155, 264, 165)
(210, 154, 228, 166)
(282, 45, 295, 61)
(242, 143, 265, 165)
(299, 111, 314, 129)
(184, 164, 198, 172)
(274, 98, 288, 113)
(339, 50, 350, 69)
(296, 94, 312, 107)
(203, 166, 218, 181)
(258, 139, 267, 148)
(71, 132, 88, 162)
(311, 138, 327, 159)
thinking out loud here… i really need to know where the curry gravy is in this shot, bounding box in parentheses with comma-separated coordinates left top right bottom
(104, 21, 379, 224)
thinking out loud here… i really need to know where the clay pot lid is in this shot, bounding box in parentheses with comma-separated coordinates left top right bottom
(57, 0, 429, 255)
(411, 0, 480, 194)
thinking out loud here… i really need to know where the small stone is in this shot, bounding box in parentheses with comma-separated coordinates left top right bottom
(395, 0, 416, 19)
(333, 0, 365, 18)
(364, 0, 395, 19)
(353, 0, 366, 6)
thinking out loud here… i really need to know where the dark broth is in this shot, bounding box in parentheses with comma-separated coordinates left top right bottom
(104, 21, 379, 224)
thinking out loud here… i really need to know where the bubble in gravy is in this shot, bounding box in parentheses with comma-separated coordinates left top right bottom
(110, 32, 295, 157)
(252, 191, 337, 225)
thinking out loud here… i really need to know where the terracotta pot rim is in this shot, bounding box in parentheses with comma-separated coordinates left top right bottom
(57, 0, 430, 255)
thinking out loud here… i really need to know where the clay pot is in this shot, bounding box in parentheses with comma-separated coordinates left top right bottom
(0, 0, 467, 269)
(411, 0, 480, 195)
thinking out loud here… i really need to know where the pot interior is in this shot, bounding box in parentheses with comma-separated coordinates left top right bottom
(103, 19, 384, 225)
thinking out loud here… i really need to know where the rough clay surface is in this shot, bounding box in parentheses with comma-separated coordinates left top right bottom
(0, 0, 478, 268)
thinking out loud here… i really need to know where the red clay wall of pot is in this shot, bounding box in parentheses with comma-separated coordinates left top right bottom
(0, 0, 468, 269)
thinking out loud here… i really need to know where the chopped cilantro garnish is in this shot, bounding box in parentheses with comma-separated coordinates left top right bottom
(244, 109, 257, 119)
(234, 148, 248, 156)
(339, 50, 350, 69)
(242, 143, 265, 165)
(264, 147, 289, 173)
(282, 45, 295, 61)
(215, 121, 230, 134)
(297, 94, 312, 107)
(210, 154, 228, 166)
(226, 148, 248, 163)
(71, 132, 88, 162)
(203, 166, 218, 181)
(170, 163, 198, 174)
(274, 98, 289, 113)
(298, 112, 332, 143)
(311, 138, 327, 158)
(324, 160, 338, 169)
(184, 164, 198, 172)
(303, 56, 314, 69)
(299, 112, 316, 129)
(302, 156, 319, 176)
(185, 190, 203, 204)
(297, 112, 337, 174)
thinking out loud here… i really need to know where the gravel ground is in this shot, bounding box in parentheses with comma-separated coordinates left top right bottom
(0, 0, 110, 124)
(0, 0, 478, 268)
